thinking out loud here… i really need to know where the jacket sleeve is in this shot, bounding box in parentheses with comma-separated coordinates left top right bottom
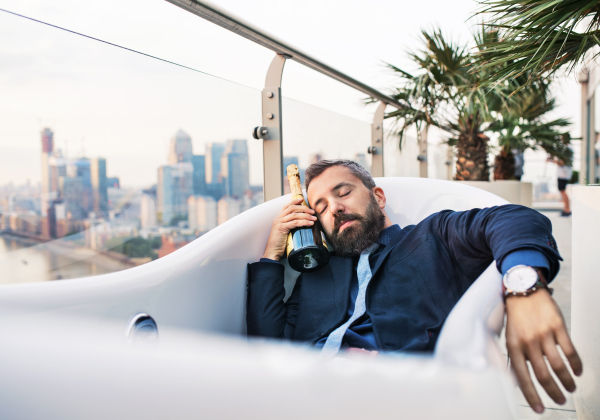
(433, 204, 562, 289)
(246, 261, 302, 339)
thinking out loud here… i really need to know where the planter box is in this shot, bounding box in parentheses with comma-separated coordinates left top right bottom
(455, 181, 533, 207)
(572, 185, 600, 420)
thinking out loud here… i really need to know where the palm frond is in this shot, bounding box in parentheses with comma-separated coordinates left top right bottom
(474, 0, 600, 84)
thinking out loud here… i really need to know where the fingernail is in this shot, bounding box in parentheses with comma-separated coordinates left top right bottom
(533, 404, 544, 413)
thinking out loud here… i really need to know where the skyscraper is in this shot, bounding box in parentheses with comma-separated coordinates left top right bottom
(140, 193, 157, 228)
(191, 155, 206, 195)
(188, 195, 217, 232)
(90, 158, 108, 216)
(220, 139, 249, 198)
(59, 177, 85, 220)
(157, 130, 197, 225)
(157, 163, 193, 226)
(217, 196, 241, 225)
(40, 128, 54, 217)
(205, 143, 225, 184)
(67, 158, 93, 216)
(168, 129, 193, 164)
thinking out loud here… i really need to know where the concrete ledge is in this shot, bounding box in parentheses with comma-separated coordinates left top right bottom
(455, 181, 533, 207)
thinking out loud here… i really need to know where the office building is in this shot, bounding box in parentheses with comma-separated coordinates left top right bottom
(205, 143, 225, 184)
(188, 195, 217, 232)
(90, 158, 108, 216)
(217, 196, 241, 225)
(67, 158, 93, 216)
(191, 155, 206, 195)
(140, 194, 157, 228)
(157, 163, 193, 226)
(59, 177, 85, 220)
(48, 154, 67, 196)
(220, 140, 249, 198)
(107, 177, 120, 188)
(40, 128, 54, 216)
(168, 129, 193, 164)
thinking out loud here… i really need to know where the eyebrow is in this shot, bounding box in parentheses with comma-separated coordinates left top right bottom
(312, 182, 354, 209)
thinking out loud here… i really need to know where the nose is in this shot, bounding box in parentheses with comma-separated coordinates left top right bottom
(329, 200, 345, 216)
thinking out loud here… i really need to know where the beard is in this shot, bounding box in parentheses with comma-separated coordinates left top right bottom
(325, 193, 386, 257)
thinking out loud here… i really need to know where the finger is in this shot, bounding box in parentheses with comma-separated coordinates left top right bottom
(281, 204, 315, 217)
(509, 351, 544, 413)
(279, 212, 317, 224)
(282, 197, 305, 211)
(542, 336, 576, 393)
(527, 344, 566, 405)
(555, 328, 583, 377)
(280, 219, 315, 230)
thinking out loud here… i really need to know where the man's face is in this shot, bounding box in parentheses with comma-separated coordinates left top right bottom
(307, 166, 385, 257)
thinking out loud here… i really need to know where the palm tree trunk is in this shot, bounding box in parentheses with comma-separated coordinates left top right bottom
(493, 149, 516, 180)
(454, 115, 490, 181)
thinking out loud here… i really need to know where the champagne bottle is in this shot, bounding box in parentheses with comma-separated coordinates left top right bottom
(286, 164, 330, 272)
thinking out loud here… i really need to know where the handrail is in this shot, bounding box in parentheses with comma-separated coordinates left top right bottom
(165, 0, 407, 110)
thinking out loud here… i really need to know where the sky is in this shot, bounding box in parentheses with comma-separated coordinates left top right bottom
(0, 0, 583, 188)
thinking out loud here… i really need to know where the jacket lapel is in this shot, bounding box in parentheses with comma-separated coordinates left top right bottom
(370, 227, 408, 278)
(327, 255, 353, 318)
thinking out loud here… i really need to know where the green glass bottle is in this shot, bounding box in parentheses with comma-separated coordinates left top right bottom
(285, 164, 330, 272)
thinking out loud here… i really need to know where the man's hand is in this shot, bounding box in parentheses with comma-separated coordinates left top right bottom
(262, 197, 317, 261)
(505, 286, 583, 413)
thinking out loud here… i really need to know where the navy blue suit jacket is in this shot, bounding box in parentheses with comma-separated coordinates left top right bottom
(246, 205, 561, 352)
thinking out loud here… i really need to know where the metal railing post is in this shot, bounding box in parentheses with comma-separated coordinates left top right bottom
(261, 54, 286, 201)
(369, 102, 386, 177)
(418, 126, 428, 178)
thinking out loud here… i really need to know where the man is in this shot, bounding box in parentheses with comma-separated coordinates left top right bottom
(548, 137, 573, 217)
(247, 160, 582, 414)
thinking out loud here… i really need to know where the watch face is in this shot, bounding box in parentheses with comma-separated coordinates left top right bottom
(504, 266, 538, 292)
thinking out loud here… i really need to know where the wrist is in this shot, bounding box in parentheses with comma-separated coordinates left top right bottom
(503, 265, 552, 300)
(262, 252, 281, 261)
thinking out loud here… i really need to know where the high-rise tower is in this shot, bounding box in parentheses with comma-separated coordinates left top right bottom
(90, 158, 108, 216)
(40, 128, 54, 216)
(168, 129, 193, 164)
(220, 140, 249, 198)
(205, 143, 225, 185)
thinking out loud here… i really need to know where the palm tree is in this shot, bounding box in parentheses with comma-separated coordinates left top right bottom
(489, 85, 573, 179)
(384, 29, 504, 180)
(475, 0, 600, 84)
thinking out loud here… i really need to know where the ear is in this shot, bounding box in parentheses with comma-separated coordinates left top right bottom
(372, 186, 386, 209)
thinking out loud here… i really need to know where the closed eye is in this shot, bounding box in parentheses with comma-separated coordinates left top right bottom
(319, 205, 328, 215)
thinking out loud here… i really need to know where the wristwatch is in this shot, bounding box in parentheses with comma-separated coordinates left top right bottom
(503, 265, 553, 298)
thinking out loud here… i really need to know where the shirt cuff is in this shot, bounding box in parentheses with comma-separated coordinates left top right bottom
(259, 258, 282, 265)
(501, 249, 550, 278)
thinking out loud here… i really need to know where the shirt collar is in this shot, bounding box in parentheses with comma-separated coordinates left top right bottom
(376, 224, 401, 247)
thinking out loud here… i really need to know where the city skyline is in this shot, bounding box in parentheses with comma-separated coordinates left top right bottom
(1, 0, 582, 189)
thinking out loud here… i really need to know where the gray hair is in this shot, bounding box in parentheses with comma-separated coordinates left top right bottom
(304, 159, 376, 193)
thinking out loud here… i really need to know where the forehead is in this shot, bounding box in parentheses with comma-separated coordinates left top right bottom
(307, 165, 363, 203)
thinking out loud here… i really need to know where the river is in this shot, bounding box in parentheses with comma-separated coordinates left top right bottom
(0, 234, 133, 285)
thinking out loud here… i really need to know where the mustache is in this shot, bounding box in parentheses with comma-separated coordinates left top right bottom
(333, 213, 362, 233)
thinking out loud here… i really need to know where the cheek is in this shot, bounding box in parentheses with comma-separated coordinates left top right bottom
(318, 216, 334, 234)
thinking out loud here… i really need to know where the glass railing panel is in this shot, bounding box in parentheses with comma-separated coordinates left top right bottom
(0, 7, 263, 284)
(281, 97, 372, 195)
(383, 120, 420, 178)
